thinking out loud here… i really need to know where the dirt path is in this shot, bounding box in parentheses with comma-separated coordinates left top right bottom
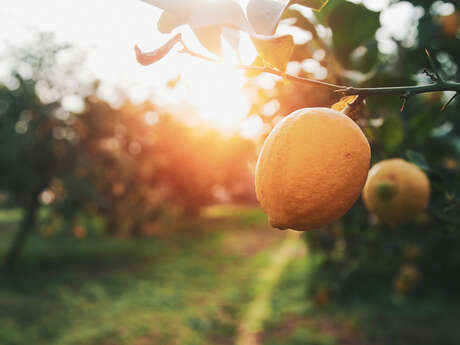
(236, 230, 303, 345)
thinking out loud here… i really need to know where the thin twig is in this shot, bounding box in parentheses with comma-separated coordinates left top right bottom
(178, 41, 344, 90)
(400, 92, 410, 112)
(423, 68, 438, 83)
(424, 49, 442, 82)
(441, 92, 459, 112)
(179, 45, 460, 96)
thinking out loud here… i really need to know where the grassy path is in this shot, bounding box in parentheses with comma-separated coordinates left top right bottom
(236, 230, 303, 345)
(0, 206, 296, 345)
(2, 207, 458, 345)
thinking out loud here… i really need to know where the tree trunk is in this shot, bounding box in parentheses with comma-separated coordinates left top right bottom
(3, 194, 40, 272)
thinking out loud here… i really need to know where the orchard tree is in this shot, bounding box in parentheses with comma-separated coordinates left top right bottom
(0, 34, 92, 270)
(0, 32, 259, 268)
(32, 95, 257, 238)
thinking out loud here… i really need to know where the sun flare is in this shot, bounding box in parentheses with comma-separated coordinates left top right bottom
(160, 30, 259, 136)
(184, 62, 250, 132)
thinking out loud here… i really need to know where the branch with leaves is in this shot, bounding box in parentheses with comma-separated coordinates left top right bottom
(135, 34, 460, 111)
(135, 0, 460, 229)
(135, 0, 459, 111)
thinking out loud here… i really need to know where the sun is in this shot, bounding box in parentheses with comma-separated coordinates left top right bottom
(183, 61, 250, 132)
(160, 30, 260, 136)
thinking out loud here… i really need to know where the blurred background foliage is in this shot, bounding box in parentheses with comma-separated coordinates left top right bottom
(0, 34, 258, 254)
(0, 0, 459, 344)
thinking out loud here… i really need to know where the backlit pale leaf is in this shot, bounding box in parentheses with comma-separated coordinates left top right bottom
(251, 34, 294, 72)
(193, 26, 223, 57)
(245, 56, 265, 77)
(222, 27, 241, 56)
(331, 95, 367, 121)
(157, 10, 186, 34)
(134, 34, 182, 66)
(247, 0, 329, 35)
(142, 0, 251, 32)
(140, 0, 185, 14)
(247, 0, 291, 36)
(187, 0, 251, 31)
(142, 0, 250, 56)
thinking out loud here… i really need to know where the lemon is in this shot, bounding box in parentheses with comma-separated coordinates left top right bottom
(363, 159, 430, 225)
(255, 107, 371, 231)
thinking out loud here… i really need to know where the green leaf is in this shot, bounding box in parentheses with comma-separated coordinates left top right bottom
(405, 149, 444, 183)
(251, 34, 295, 72)
(404, 151, 448, 199)
(315, 1, 379, 66)
(454, 138, 460, 156)
(379, 115, 404, 153)
(405, 150, 430, 171)
(314, 0, 346, 24)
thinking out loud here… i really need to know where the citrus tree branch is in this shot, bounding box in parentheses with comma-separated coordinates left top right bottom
(337, 82, 460, 96)
(178, 43, 345, 90)
(178, 45, 460, 98)
(135, 39, 460, 100)
(238, 66, 460, 96)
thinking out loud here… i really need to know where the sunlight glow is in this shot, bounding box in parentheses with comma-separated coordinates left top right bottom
(184, 63, 250, 133)
(155, 31, 257, 134)
(0, 0, 256, 136)
(1, 0, 414, 136)
(180, 30, 257, 134)
(240, 114, 264, 139)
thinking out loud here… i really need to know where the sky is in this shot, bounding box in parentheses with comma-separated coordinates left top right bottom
(0, 0, 204, 87)
(0, 0, 437, 135)
(0, 0, 260, 134)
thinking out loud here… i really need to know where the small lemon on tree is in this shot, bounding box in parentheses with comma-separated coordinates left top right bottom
(363, 159, 430, 225)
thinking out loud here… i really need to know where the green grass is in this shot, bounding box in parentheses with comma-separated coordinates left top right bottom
(202, 204, 269, 227)
(0, 209, 22, 223)
(261, 235, 460, 345)
(0, 209, 22, 252)
(1, 206, 460, 345)
(0, 206, 272, 345)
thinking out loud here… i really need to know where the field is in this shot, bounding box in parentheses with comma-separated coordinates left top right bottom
(1, 206, 459, 345)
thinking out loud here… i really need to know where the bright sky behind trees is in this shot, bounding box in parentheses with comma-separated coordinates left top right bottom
(0, 0, 439, 135)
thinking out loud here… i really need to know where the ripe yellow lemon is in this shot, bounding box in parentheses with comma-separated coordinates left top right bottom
(255, 107, 371, 231)
(362, 159, 430, 225)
